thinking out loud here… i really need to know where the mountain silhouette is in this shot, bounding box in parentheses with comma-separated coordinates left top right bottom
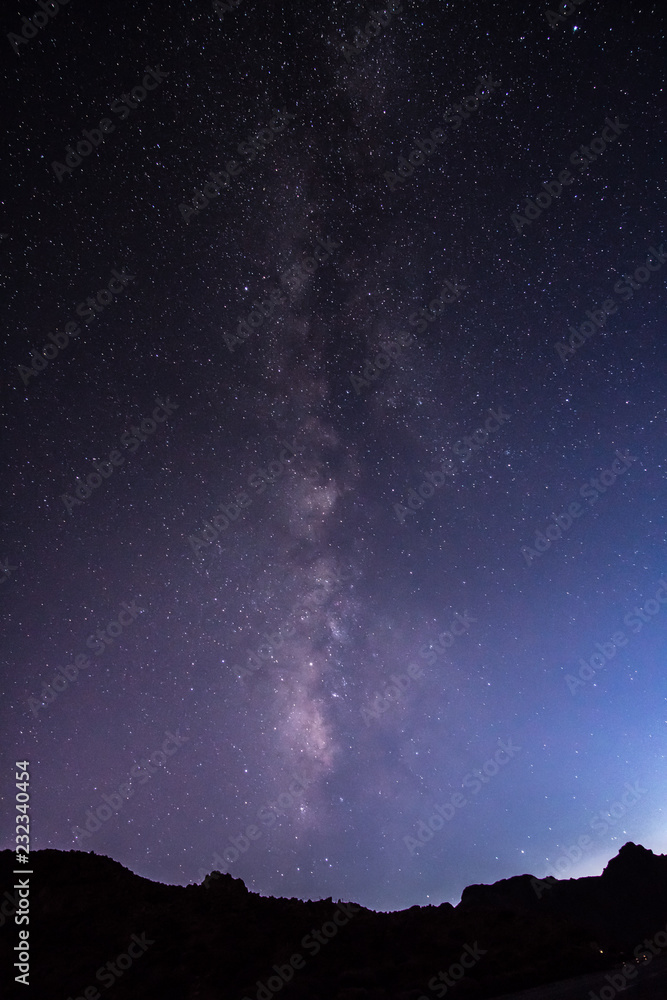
(1, 842, 666, 999)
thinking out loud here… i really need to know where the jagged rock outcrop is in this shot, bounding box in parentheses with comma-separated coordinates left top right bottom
(1, 842, 665, 999)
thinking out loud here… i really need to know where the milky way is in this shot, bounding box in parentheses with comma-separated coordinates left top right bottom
(1, 0, 665, 912)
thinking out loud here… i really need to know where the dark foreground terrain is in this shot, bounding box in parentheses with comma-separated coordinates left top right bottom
(492, 951, 667, 1000)
(1, 842, 666, 1000)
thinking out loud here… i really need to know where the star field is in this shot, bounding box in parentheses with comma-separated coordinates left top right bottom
(0, 0, 665, 913)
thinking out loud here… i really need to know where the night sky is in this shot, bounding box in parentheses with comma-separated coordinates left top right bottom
(1, 0, 665, 914)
